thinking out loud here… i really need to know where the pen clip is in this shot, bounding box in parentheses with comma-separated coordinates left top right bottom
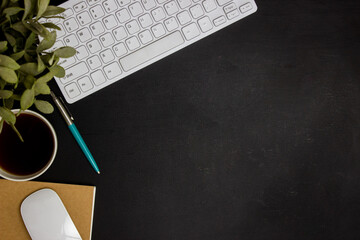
(59, 96, 74, 121)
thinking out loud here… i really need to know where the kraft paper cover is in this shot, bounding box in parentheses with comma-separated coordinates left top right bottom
(0, 179, 95, 240)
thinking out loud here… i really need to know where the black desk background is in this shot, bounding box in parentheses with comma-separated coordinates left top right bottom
(42, 0, 360, 239)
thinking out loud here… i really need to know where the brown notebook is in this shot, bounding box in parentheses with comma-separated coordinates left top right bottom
(0, 179, 96, 240)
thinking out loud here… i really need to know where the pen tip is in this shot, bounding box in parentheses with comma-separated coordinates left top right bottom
(97, 171, 100, 174)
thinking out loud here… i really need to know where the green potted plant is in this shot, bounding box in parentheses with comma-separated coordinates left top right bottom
(0, 0, 75, 140)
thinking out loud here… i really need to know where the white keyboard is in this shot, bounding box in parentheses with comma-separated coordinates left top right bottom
(51, 0, 257, 103)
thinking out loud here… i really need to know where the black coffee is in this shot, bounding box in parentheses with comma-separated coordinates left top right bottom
(0, 113, 55, 176)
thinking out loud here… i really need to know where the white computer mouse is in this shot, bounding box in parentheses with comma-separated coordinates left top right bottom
(20, 188, 82, 240)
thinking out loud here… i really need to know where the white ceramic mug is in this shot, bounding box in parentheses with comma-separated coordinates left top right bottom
(0, 109, 58, 181)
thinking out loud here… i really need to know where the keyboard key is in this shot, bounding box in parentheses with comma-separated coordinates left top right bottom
(100, 33, 115, 47)
(60, 8, 74, 18)
(113, 26, 128, 41)
(64, 34, 79, 47)
(87, 39, 102, 53)
(77, 11, 92, 25)
(213, 15, 226, 26)
(203, 0, 217, 12)
(139, 30, 153, 44)
(151, 7, 166, 22)
(65, 83, 81, 98)
(125, 20, 141, 35)
(157, 0, 167, 3)
(223, 3, 236, 13)
(63, 18, 79, 32)
(55, 23, 66, 37)
(139, 13, 153, 28)
(141, 0, 156, 10)
(61, 62, 89, 84)
(117, 0, 131, 7)
(240, 3, 253, 13)
(164, 1, 179, 15)
(100, 49, 115, 63)
(74, 2, 87, 12)
(177, 11, 191, 25)
(113, 43, 128, 57)
(103, 62, 122, 79)
(216, 0, 232, 6)
(103, 0, 118, 13)
(198, 16, 213, 32)
(190, 4, 204, 19)
(226, 9, 239, 19)
(116, 9, 131, 23)
(90, 70, 107, 85)
(90, 5, 105, 19)
(88, 0, 101, 6)
(125, 36, 141, 51)
(129, 2, 144, 17)
(164, 17, 179, 32)
(75, 45, 89, 60)
(119, 31, 184, 71)
(103, 15, 118, 29)
(151, 23, 166, 38)
(78, 76, 94, 92)
(58, 56, 76, 68)
(90, 21, 105, 36)
(177, 0, 191, 9)
(87, 56, 102, 69)
(182, 23, 200, 40)
(77, 28, 92, 42)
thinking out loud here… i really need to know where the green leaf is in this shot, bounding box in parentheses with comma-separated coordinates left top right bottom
(11, 22, 29, 36)
(34, 81, 50, 95)
(11, 94, 21, 101)
(36, 71, 55, 84)
(0, 66, 18, 83)
(41, 22, 61, 30)
(42, 5, 65, 17)
(0, 41, 7, 53)
(23, 0, 36, 20)
(54, 47, 76, 58)
(0, 90, 13, 99)
(36, 0, 50, 19)
(10, 50, 25, 61)
(0, 79, 6, 89)
(0, 119, 3, 134)
(10, 123, 24, 142)
(4, 98, 14, 109)
(20, 62, 45, 76)
(24, 75, 36, 89)
(20, 88, 35, 110)
(3, 7, 24, 17)
(0, 54, 21, 69)
(34, 99, 54, 114)
(24, 52, 35, 62)
(37, 54, 45, 71)
(23, 20, 49, 37)
(0, 106, 16, 124)
(0, 0, 10, 12)
(50, 64, 65, 78)
(25, 32, 36, 49)
(37, 31, 56, 52)
(4, 33, 16, 47)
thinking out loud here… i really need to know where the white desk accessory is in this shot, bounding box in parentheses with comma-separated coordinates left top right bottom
(20, 188, 82, 240)
(49, 0, 258, 103)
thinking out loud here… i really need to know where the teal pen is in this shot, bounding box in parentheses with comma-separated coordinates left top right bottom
(50, 91, 100, 174)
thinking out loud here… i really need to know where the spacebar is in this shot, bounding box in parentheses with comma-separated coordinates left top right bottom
(119, 31, 184, 72)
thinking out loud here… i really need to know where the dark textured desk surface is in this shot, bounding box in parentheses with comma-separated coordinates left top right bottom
(43, 0, 360, 239)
